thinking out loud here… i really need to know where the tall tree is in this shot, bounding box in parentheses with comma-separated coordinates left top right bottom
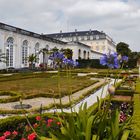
(116, 42, 131, 56)
(39, 48, 49, 69)
(27, 54, 38, 69)
(60, 48, 73, 59)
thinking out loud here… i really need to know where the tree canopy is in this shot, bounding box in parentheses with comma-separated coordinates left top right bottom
(116, 42, 131, 56)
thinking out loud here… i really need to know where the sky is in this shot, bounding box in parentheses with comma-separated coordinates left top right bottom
(0, 0, 140, 51)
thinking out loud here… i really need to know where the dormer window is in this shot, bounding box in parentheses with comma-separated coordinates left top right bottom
(96, 35, 99, 40)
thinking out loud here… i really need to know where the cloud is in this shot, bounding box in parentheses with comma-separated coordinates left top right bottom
(0, 0, 139, 51)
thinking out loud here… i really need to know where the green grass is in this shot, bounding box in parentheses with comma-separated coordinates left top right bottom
(132, 80, 140, 139)
(0, 72, 97, 97)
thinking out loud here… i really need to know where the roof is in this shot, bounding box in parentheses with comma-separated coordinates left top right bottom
(45, 30, 106, 38)
(0, 22, 66, 45)
(91, 50, 103, 55)
(67, 41, 91, 48)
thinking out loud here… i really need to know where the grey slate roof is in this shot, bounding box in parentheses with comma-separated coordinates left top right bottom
(0, 22, 66, 44)
(45, 30, 106, 38)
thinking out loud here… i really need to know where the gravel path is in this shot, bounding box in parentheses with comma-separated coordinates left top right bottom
(0, 79, 105, 110)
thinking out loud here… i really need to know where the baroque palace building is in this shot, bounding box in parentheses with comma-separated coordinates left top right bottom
(0, 22, 116, 69)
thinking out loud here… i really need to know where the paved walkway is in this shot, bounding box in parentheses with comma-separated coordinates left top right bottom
(0, 79, 105, 110)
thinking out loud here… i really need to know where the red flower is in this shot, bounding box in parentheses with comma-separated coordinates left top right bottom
(33, 123, 38, 128)
(47, 123, 51, 127)
(21, 138, 26, 140)
(36, 116, 41, 121)
(57, 122, 61, 125)
(3, 131, 11, 137)
(47, 119, 53, 123)
(0, 136, 5, 140)
(12, 130, 18, 135)
(27, 132, 36, 140)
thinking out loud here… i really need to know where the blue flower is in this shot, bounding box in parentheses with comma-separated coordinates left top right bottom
(100, 52, 120, 68)
(49, 52, 65, 62)
(122, 56, 128, 63)
(63, 58, 78, 67)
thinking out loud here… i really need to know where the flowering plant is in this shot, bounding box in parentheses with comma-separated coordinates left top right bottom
(0, 52, 135, 140)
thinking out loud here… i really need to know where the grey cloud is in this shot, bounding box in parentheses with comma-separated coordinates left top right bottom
(0, 0, 139, 51)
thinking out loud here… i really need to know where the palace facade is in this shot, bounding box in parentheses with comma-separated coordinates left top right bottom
(0, 22, 116, 69)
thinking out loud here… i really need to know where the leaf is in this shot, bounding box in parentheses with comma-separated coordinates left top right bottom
(121, 130, 130, 140)
(86, 116, 95, 140)
(40, 136, 51, 140)
(92, 135, 99, 140)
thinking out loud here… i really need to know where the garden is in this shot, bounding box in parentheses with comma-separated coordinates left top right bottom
(0, 51, 139, 140)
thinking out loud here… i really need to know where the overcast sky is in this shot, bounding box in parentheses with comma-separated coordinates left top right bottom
(0, 0, 140, 51)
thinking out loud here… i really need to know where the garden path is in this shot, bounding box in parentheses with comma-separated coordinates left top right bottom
(0, 78, 105, 110)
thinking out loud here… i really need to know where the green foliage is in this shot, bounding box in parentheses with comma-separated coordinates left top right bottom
(116, 42, 131, 56)
(77, 59, 107, 68)
(60, 48, 73, 59)
(49, 101, 133, 140)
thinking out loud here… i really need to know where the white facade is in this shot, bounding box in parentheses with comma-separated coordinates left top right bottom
(46, 30, 116, 54)
(0, 23, 116, 69)
(0, 25, 66, 69)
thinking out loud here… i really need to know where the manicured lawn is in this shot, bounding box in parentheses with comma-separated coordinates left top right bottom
(0, 72, 97, 96)
(132, 80, 140, 139)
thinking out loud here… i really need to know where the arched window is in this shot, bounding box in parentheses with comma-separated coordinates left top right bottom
(78, 49, 81, 59)
(6, 37, 14, 67)
(46, 45, 49, 49)
(88, 51, 90, 59)
(35, 42, 39, 63)
(83, 50, 86, 59)
(22, 40, 28, 66)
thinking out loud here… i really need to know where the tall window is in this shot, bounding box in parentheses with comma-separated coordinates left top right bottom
(35, 42, 39, 63)
(6, 37, 14, 67)
(22, 40, 28, 66)
(83, 50, 86, 59)
(78, 49, 81, 59)
(88, 51, 90, 59)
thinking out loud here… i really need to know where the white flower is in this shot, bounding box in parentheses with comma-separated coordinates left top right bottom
(108, 84, 115, 94)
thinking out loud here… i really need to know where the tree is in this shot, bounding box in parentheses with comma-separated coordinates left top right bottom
(27, 54, 38, 69)
(49, 47, 59, 54)
(60, 48, 73, 59)
(128, 51, 140, 68)
(39, 48, 49, 69)
(116, 42, 131, 56)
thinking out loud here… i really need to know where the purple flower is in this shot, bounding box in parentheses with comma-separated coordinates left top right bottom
(100, 52, 120, 69)
(49, 52, 65, 62)
(63, 58, 78, 67)
(122, 56, 128, 63)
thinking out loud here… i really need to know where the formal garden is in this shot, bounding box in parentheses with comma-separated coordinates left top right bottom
(0, 50, 140, 140)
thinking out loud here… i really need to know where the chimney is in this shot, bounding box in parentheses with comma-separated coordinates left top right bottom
(60, 30, 62, 33)
(75, 29, 77, 32)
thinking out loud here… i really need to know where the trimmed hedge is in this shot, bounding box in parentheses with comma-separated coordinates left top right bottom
(0, 81, 106, 114)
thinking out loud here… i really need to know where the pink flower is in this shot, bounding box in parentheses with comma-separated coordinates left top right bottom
(33, 123, 38, 128)
(27, 132, 36, 140)
(57, 122, 61, 125)
(3, 131, 11, 137)
(0, 136, 5, 140)
(12, 130, 18, 135)
(36, 116, 41, 121)
(21, 138, 26, 140)
(47, 119, 53, 123)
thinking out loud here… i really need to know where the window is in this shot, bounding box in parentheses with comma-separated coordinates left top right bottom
(22, 40, 28, 66)
(78, 49, 81, 59)
(83, 50, 86, 59)
(88, 52, 90, 59)
(35, 42, 39, 63)
(6, 37, 14, 67)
